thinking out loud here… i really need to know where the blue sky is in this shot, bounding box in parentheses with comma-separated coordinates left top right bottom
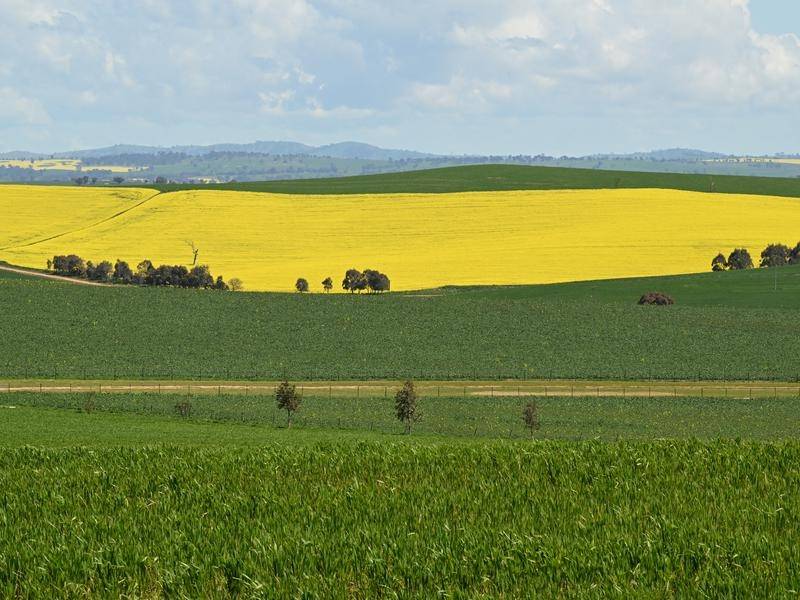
(1, 0, 798, 156)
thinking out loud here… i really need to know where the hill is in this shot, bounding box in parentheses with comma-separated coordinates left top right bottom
(4, 183, 800, 291)
(1, 265, 799, 381)
(153, 164, 800, 197)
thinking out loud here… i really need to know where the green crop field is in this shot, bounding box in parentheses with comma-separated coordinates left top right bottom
(7, 390, 800, 441)
(0, 419, 797, 596)
(1, 265, 800, 381)
(153, 163, 800, 198)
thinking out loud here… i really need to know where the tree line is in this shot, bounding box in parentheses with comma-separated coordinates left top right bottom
(272, 379, 541, 437)
(711, 242, 800, 271)
(49, 254, 242, 290)
(295, 268, 391, 293)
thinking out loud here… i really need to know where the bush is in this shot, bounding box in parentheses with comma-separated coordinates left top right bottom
(638, 292, 674, 306)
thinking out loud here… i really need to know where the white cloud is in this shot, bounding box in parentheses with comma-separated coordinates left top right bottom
(0, 87, 51, 125)
(0, 0, 798, 153)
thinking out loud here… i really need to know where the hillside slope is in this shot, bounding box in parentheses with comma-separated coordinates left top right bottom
(154, 164, 800, 197)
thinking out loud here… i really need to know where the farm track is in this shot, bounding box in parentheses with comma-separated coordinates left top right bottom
(0, 264, 111, 286)
(3, 379, 800, 399)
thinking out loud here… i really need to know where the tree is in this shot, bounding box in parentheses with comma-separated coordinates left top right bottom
(295, 278, 309, 293)
(214, 276, 229, 291)
(394, 380, 419, 434)
(276, 381, 301, 427)
(62, 254, 86, 277)
(228, 278, 244, 291)
(790, 242, 800, 265)
(727, 248, 753, 270)
(186, 240, 200, 266)
(759, 243, 790, 268)
(136, 259, 155, 283)
(187, 265, 214, 288)
(322, 277, 333, 293)
(711, 253, 727, 272)
(342, 268, 366, 293)
(113, 259, 134, 283)
(112, 176, 125, 184)
(522, 401, 541, 439)
(91, 260, 113, 282)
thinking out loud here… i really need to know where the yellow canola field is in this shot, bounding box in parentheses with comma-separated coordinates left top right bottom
(0, 185, 159, 251)
(0, 159, 136, 173)
(3, 187, 800, 291)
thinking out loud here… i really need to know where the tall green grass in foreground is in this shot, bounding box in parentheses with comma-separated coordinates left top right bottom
(1, 441, 798, 597)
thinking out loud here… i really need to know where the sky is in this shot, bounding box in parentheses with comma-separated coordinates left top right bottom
(0, 0, 798, 156)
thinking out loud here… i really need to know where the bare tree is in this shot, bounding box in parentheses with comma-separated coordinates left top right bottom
(522, 401, 541, 439)
(394, 380, 419, 434)
(185, 240, 200, 266)
(276, 381, 302, 427)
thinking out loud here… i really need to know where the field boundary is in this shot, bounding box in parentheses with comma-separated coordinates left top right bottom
(0, 263, 111, 286)
(3, 379, 800, 399)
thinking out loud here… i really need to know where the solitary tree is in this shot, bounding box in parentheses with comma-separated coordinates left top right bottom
(394, 380, 419, 434)
(727, 248, 753, 270)
(295, 278, 309, 293)
(228, 278, 244, 291)
(711, 252, 727, 272)
(186, 241, 200, 266)
(276, 381, 301, 427)
(759, 243, 790, 268)
(322, 277, 333, 293)
(522, 401, 541, 439)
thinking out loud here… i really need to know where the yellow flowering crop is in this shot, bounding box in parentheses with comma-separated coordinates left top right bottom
(2, 186, 800, 291)
(0, 160, 136, 172)
(0, 185, 158, 251)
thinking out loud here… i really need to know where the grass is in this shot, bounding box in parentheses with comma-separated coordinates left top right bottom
(153, 163, 800, 198)
(6, 390, 800, 442)
(2, 265, 800, 381)
(450, 262, 800, 309)
(2, 395, 798, 596)
(0, 433, 798, 596)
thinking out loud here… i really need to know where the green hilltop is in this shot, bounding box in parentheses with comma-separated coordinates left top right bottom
(153, 163, 800, 197)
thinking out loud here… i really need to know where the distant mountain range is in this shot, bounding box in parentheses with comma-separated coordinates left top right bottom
(0, 143, 739, 162)
(0, 141, 436, 161)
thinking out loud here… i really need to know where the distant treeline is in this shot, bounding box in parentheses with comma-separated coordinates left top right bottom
(49, 255, 240, 290)
(712, 242, 800, 271)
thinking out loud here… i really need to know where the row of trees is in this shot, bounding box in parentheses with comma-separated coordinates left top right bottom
(712, 242, 800, 271)
(295, 268, 391, 293)
(275, 380, 542, 438)
(49, 255, 242, 290)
